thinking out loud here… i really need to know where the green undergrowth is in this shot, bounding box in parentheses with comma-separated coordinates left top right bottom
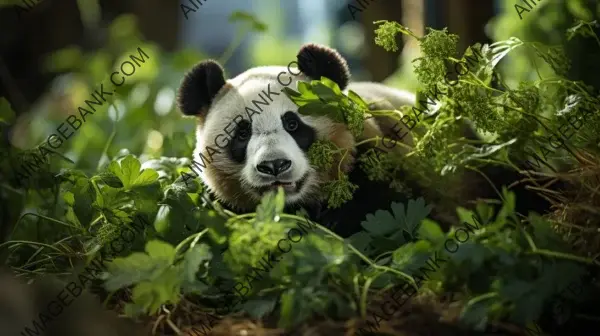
(0, 14, 599, 334)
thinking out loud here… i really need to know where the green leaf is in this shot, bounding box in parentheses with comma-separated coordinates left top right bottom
(161, 183, 200, 235)
(282, 87, 302, 97)
(318, 76, 343, 95)
(68, 176, 95, 226)
(283, 86, 321, 107)
(182, 244, 211, 283)
(109, 155, 159, 190)
(311, 81, 339, 102)
(497, 188, 516, 223)
(181, 244, 212, 294)
(417, 219, 445, 244)
(133, 169, 159, 187)
(362, 198, 433, 239)
(96, 172, 124, 188)
(297, 81, 313, 95)
(402, 198, 434, 237)
(279, 288, 314, 328)
(125, 266, 182, 316)
(255, 187, 285, 222)
(391, 240, 433, 274)
(242, 299, 277, 319)
(347, 90, 370, 110)
(297, 102, 344, 122)
(347, 231, 373, 254)
(145, 239, 176, 260)
(104, 252, 168, 290)
(361, 208, 397, 236)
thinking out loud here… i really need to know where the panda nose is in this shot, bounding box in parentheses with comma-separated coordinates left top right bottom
(256, 159, 292, 176)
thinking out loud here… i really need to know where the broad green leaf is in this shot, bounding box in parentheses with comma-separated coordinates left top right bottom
(496, 188, 516, 223)
(71, 177, 95, 226)
(360, 208, 397, 236)
(297, 102, 344, 122)
(311, 81, 339, 102)
(104, 252, 169, 290)
(319, 76, 343, 95)
(125, 266, 182, 316)
(96, 172, 124, 188)
(346, 231, 373, 254)
(157, 184, 202, 242)
(242, 298, 277, 319)
(417, 219, 445, 244)
(109, 155, 139, 188)
(297, 81, 312, 95)
(181, 244, 212, 294)
(255, 188, 285, 223)
(153, 204, 170, 234)
(362, 198, 433, 239)
(282, 87, 302, 98)
(456, 207, 480, 229)
(109, 155, 158, 189)
(145, 239, 176, 260)
(402, 198, 434, 237)
(183, 243, 212, 284)
(278, 288, 314, 328)
(391, 240, 432, 273)
(133, 169, 159, 187)
(347, 90, 370, 110)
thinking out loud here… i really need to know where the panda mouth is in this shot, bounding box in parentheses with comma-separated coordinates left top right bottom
(256, 174, 308, 194)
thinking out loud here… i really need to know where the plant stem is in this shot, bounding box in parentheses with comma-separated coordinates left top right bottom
(0, 240, 66, 254)
(11, 213, 81, 238)
(528, 249, 597, 266)
(173, 229, 209, 260)
(97, 103, 119, 171)
(279, 213, 417, 288)
(219, 27, 247, 66)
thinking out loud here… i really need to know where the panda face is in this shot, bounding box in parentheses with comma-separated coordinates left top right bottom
(195, 68, 335, 208)
(178, 44, 354, 211)
(240, 109, 316, 201)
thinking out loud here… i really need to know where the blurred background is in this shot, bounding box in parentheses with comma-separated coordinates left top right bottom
(0, 0, 599, 176)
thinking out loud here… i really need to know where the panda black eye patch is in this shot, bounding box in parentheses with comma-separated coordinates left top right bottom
(282, 111, 315, 152)
(229, 120, 251, 163)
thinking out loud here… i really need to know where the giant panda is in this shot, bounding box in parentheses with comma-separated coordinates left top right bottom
(177, 43, 552, 237)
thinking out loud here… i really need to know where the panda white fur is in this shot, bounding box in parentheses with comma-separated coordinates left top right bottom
(177, 43, 553, 236)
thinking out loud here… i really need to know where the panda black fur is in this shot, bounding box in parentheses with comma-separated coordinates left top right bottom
(177, 43, 553, 237)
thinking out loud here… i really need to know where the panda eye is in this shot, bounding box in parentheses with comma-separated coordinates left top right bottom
(285, 118, 299, 132)
(236, 123, 251, 141)
(237, 128, 250, 141)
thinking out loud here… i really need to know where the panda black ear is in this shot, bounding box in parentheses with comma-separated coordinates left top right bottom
(296, 43, 350, 90)
(177, 60, 227, 116)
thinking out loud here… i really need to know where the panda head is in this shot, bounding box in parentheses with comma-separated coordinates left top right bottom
(177, 44, 357, 211)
